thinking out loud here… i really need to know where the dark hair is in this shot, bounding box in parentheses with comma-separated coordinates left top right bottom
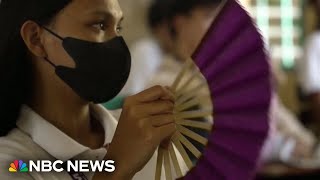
(148, 0, 220, 30)
(0, 0, 71, 136)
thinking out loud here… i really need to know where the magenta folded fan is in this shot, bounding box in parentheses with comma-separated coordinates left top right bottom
(154, 0, 272, 180)
(184, 0, 272, 179)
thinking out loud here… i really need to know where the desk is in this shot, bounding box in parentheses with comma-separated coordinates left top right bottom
(256, 163, 320, 180)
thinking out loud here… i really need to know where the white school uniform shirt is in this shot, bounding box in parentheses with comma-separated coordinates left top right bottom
(299, 32, 320, 95)
(0, 105, 187, 180)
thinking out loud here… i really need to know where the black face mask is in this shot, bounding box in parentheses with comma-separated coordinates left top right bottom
(41, 26, 131, 103)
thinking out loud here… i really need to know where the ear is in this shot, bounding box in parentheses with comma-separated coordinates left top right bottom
(20, 20, 47, 58)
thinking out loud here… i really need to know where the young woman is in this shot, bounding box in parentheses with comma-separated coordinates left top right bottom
(0, 0, 178, 179)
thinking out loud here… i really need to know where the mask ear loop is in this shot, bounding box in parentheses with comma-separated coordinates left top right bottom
(35, 22, 63, 68)
(41, 25, 64, 41)
(44, 57, 57, 68)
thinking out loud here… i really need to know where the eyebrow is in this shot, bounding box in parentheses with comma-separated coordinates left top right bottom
(86, 10, 124, 23)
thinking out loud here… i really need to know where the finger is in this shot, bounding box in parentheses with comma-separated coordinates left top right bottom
(151, 114, 175, 127)
(132, 100, 174, 118)
(161, 86, 175, 102)
(134, 86, 175, 103)
(154, 123, 177, 144)
(145, 100, 174, 115)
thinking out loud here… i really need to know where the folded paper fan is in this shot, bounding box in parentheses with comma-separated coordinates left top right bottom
(155, 0, 272, 179)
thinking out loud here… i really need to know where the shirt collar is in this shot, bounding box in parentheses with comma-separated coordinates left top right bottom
(16, 104, 117, 161)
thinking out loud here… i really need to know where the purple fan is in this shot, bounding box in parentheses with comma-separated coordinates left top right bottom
(155, 0, 272, 180)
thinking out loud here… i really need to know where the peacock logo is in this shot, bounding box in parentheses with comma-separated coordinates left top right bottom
(9, 160, 29, 172)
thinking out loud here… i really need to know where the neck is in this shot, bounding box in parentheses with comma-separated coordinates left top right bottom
(27, 65, 96, 144)
(28, 61, 105, 149)
(28, 87, 92, 144)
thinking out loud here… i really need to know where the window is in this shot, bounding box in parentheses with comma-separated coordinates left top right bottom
(241, 0, 303, 70)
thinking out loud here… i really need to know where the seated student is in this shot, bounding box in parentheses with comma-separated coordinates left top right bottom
(122, 0, 220, 95)
(261, 66, 317, 165)
(299, 0, 320, 131)
(0, 0, 187, 179)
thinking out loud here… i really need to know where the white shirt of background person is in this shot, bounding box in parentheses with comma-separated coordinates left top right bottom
(299, 32, 320, 95)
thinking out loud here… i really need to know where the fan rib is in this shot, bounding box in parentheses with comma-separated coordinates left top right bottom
(155, 147, 164, 180)
(168, 143, 183, 177)
(172, 134, 193, 169)
(175, 109, 212, 119)
(176, 119, 212, 131)
(175, 82, 207, 105)
(176, 98, 201, 112)
(177, 132, 202, 159)
(175, 69, 201, 96)
(164, 150, 172, 180)
(177, 125, 208, 145)
(171, 59, 193, 91)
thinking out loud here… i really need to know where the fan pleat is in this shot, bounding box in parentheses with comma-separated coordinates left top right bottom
(213, 64, 268, 95)
(195, 1, 252, 69)
(202, 143, 255, 180)
(207, 128, 267, 166)
(203, 34, 266, 78)
(200, 27, 263, 76)
(183, 171, 198, 180)
(212, 79, 271, 112)
(213, 113, 269, 135)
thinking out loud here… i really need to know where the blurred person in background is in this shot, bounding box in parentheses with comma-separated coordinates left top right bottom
(118, 0, 222, 163)
(121, 0, 220, 96)
(299, 0, 320, 134)
(260, 64, 317, 166)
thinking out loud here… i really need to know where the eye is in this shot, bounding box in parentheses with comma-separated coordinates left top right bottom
(116, 25, 123, 34)
(92, 22, 107, 31)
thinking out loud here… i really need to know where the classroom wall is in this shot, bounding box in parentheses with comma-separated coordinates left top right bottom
(119, 0, 151, 46)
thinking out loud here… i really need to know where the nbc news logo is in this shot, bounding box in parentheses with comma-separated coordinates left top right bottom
(8, 159, 115, 173)
(9, 160, 28, 172)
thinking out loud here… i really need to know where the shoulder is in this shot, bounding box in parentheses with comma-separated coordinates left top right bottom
(0, 128, 50, 160)
(0, 129, 37, 179)
(0, 129, 33, 156)
(0, 129, 63, 180)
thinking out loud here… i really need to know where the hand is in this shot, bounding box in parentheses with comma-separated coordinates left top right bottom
(102, 86, 177, 179)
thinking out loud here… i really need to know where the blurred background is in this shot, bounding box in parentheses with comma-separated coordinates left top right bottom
(111, 0, 320, 179)
(117, 0, 311, 115)
(116, 0, 312, 117)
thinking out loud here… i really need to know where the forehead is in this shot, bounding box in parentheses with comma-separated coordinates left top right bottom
(63, 0, 123, 19)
